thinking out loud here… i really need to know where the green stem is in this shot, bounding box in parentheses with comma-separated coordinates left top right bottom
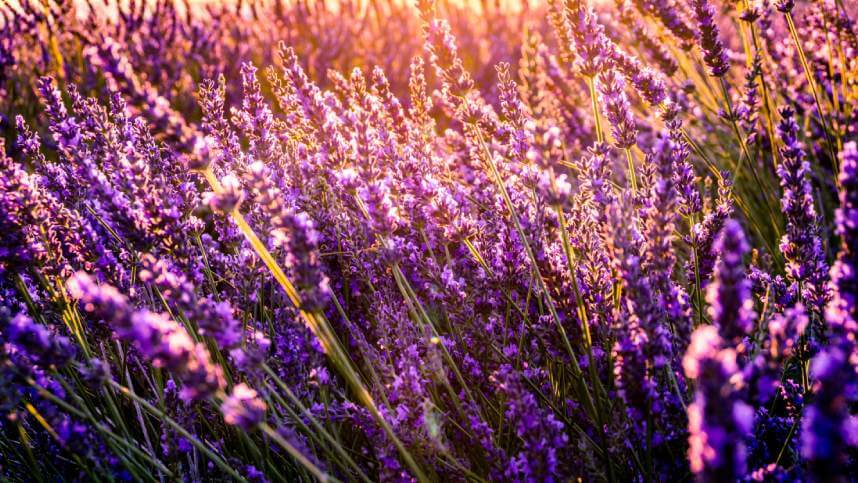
(200, 168, 428, 483)
(261, 364, 373, 483)
(587, 75, 605, 143)
(108, 381, 248, 483)
(472, 127, 598, 424)
(258, 423, 336, 482)
(625, 148, 638, 196)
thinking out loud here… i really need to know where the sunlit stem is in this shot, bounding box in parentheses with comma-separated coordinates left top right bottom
(785, 12, 839, 177)
(24, 402, 61, 442)
(554, 206, 592, 348)
(624, 148, 638, 196)
(587, 75, 605, 143)
(200, 167, 429, 483)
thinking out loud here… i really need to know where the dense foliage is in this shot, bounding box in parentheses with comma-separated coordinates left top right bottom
(1, 0, 856, 480)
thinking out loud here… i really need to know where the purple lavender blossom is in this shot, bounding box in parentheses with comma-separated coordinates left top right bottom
(684, 326, 754, 480)
(598, 69, 637, 149)
(707, 220, 756, 346)
(422, 19, 474, 97)
(139, 254, 242, 349)
(567, 7, 612, 78)
(690, 0, 730, 77)
(801, 346, 858, 481)
(2, 2, 858, 480)
(777, 107, 830, 316)
(66, 272, 224, 401)
(798, 141, 858, 482)
(827, 142, 858, 343)
(245, 160, 331, 311)
(492, 365, 570, 481)
(221, 383, 267, 430)
(686, 175, 733, 285)
(2, 313, 74, 367)
(208, 173, 245, 213)
(632, 0, 696, 47)
(767, 305, 809, 363)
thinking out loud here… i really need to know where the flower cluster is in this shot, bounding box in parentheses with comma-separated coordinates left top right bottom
(0, 0, 856, 480)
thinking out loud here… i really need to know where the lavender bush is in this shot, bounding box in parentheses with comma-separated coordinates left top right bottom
(1, 0, 857, 480)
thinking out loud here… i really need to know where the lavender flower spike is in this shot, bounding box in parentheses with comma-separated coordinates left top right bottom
(684, 325, 754, 480)
(827, 142, 858, 344)
(139, 254, 242, 350)
(800, 347, 858, 481)
(690, 0, 730, 76)
(221, 383, 267, 430)
(800, 142, 858, 482)
(706, 220, 756, 346)
(66, 272, 224, 401)
(777, 107, 830, 316)
(598, 69, 637, 149)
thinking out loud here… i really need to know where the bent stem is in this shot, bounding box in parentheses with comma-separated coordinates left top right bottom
(200, 167, 429, 483)
(259, 422, 336, 482)
(108, 380, 248, 483)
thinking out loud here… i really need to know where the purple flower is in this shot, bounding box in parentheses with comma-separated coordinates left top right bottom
(609, 47, 668, 106)
(777, 107, 830, 316)
(598, 69, 637, 149)
(642, 136, 692, 338)
(684, 326, 754, 480)
(707, 220, 756, 346)
(827, 142, 858, 343)
(221, 383, 267, 430)
(2, 313, 74, 367)
(66, 272, 224, 401)
(605, 198, 674, 430)
(799, 141, 858, 482)
(246, 161, 331, 311)
(422, 19, 473, 97)
(139, 254, 242, 349)
(492, 365, 570, 481)
(801, 346, 858, 481)
(568, 7, 612, 78)
(208, 173, 244, 213)
(690, 0, 730, 76)
(632, 0, 696, 47)
(768, 305, 809, 362)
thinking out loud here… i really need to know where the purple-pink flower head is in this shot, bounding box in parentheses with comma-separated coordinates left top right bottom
(67, 272, 224, 401)
(3, 312, 75, 367)
(221, 383, 267, 430)
(827, 142, 858, 341)
(706, 220, 756, 346)
(598, 69, 637, 149)
(777, 106, 830, 315)
(684, 325, 753, 480)
(208, 174, 245, 214)
(690, 0, 730, 77)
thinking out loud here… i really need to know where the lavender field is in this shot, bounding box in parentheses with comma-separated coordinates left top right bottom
(1, 0, 857, 480)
